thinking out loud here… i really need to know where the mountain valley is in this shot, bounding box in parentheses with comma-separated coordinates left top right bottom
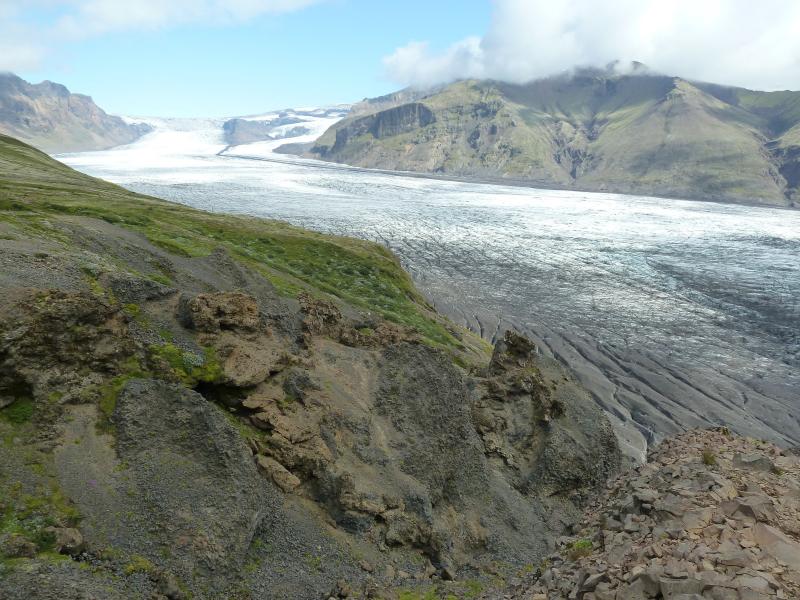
(0, 61, 799, 599)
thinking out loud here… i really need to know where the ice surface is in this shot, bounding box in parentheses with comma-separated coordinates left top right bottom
(57, 118, 800, 459)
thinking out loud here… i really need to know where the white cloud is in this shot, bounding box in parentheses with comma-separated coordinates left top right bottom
(55, 0, 326, 37)
(384, 38, 486, 89)
(0, 0, 326, 71)
(0, 3, 44, 71)
(384, 0, 800, 91)
(0, 41, 47, 72)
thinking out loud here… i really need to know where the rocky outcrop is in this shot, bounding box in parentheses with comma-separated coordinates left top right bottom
(0, 232, 620, 598)
(231, 324, 621, 578)
(767, 142, 800, 203)
(178, 291, 261, 332)
(315, 102, 436, 157)
(475, 332, 621, 504)
(483, 428, 800, 600)
(111, 380, 273, 588)
(0, 289, 137, 438)
(222, 116, 311, 145)
(298, 292, 418, 347)
(0, 73, 150, 153)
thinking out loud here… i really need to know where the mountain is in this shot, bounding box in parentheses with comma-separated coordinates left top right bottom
(0, 73, 150, 153)
(310, 69, 800, 207)
(0, 133, 620, 598)
(222, 107, 349, 146)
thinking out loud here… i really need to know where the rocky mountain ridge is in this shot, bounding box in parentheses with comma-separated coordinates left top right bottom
(0, 73, 150, 153)
(310, 70, 800, 207)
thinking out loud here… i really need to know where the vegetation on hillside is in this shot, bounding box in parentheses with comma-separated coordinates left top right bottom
(0, 134, 472, 350)
(311, 72, 800, 207)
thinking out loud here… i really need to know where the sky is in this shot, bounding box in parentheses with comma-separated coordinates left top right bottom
(2, 0, 800, 118)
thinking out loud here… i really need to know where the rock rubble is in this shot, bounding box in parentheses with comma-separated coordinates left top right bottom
(483, 428, 800, 600)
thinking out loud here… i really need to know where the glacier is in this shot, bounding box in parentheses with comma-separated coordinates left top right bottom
(57, 115, 800, 460)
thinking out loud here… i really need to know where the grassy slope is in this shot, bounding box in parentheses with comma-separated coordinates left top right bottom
(0, 134, 477, 352)
(313, 75, 800, 206)
(581, 81, 782, 202)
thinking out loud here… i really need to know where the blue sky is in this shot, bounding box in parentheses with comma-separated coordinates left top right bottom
(5, 1, 800, 117)
(11, 1, 492, 117)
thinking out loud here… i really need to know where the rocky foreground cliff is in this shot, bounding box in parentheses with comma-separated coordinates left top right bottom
(309, 68, 800, 208)
(0, 134, 622, 598)
(0, 73, 150, 153)
(481, 428, 800, 600)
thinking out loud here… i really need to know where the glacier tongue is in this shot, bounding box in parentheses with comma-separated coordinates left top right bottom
(58, 115, 800, 460)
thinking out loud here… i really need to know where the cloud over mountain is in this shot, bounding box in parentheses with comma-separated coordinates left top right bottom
(384, 0, 800, 91)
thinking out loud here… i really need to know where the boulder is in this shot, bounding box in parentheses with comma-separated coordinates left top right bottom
(753, 523, 800, 570)
(733, 453, 775, 473)
(256, 455, 301, 492)
(44, 526, 85, 556)
(216, 336, 282, 387)
(178, 292, 260, 333)
(109, 379, 275, 591)
(722, 495, 776, 523)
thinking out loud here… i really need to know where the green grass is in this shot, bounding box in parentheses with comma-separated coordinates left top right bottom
(398, 590, 440, 600)
(148, 343, 224, 387)
(0, 480, 80, 559)
(566, 538, 593, 561)
(0, 398, 34, 425)
(396, 582, 480, 600)
(123, 554, 156, 576)
(0, 133, 466, 351)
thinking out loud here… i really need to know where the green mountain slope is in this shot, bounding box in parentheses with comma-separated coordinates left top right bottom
(310, 71, 800, 207)
(0, 73, 150, 153)
(0, 133, 472, 351)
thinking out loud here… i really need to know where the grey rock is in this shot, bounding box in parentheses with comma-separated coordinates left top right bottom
(581, 572, 608, 591)
(717, 550, 750, 567)
(111, 379, 274, 593)
(1, 533, 36, 558)
(624, 514, 640, 533)
(658, 576, 705, 598)
(734, 453, 775, 473)
(722, 495, 776, 523)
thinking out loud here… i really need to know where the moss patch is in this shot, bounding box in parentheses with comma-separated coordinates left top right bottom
(566, 538, 593, 561)
(0, 480, 80, 559)
(0, 398, 34, 425)
(123, 554, 156, 576)
(149, 343, 224, 388)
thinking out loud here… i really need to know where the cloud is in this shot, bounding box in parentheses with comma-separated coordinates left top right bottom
(383, 38, 486, 89)
(0, 0, 326, 71)
(384, 0, 800, 91)
(54, 0, 326, 37)
(0, 41, 47, 73)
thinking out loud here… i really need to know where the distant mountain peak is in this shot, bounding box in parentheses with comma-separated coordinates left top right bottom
(0, 73, 150, 153)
